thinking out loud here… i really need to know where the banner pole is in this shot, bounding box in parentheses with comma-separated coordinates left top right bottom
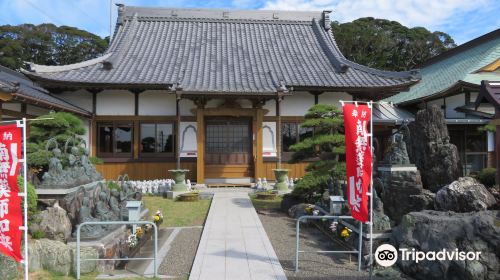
(368, 102, 374, 279)
(22, 118, 29, 280)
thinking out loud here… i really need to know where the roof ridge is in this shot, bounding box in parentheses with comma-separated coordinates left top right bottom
(120, 5, 324, 22)
(23, 53, 113, 73)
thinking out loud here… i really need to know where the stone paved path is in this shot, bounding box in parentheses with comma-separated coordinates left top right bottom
(189, 189, 287, 280)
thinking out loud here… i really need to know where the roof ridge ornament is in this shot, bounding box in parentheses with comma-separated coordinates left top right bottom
(276, 80, 289, 93)
(322, 10, 332, 30)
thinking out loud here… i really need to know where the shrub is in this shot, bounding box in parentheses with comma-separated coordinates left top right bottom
(291, 172, 329, 203)
(477, 168, 496, 188)
(18, 176, 38, 217)
(107, 181, 121, 192)
(31, 230, 45, 239)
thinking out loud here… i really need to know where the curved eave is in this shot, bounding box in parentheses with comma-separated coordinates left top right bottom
(395, 80, 480, 106)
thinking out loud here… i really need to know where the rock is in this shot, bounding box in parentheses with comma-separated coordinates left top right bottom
(30, 206, 72, 242)
(409, 106, 462, 191)
(392, 210, 500, 280)
(373, 189, 391, 231)
(71, 246, 98, 275)
(0, 253, 19, 280)
(377, 170, 433, 224)
(28, 238, 72, 276)
(280, 194, 301, 212)
(288, 203, 311, 219)
(435, 177, 497, 212)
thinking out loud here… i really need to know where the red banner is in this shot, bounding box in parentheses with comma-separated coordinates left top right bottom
(343, 104, 372, 222)
(0, 124, 23, 262)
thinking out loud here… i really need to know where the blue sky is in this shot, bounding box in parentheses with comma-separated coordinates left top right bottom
(0, 0, 499, 45)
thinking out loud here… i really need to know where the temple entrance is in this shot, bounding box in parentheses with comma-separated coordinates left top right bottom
(204, 118, 253, 179)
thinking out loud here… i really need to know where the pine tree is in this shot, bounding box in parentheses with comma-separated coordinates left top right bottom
(289, 104, 345, 202)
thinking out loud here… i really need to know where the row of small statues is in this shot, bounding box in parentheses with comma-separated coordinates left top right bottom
(255, 177, 299, 190)
(76, 181, 141, 238)
(40, 137, 102, 189)
(128, 179, 193, 194)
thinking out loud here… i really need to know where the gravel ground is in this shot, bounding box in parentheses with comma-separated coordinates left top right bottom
(258, 211, 376, 280)
(159, 227, 203, 279)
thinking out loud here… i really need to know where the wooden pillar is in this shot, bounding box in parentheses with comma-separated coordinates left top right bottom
(196, 105, 205, 184)
(276, 96, 282, 169)
(176, 93, 181, 169)
(255, 107, 264, 179)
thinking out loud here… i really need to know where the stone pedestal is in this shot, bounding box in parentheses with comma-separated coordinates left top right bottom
(273, 169, 289, 191)
(377, 164, 434, 225)
(168, 169, 190, 191)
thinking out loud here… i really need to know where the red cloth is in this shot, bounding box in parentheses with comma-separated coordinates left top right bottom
(343, 104, 372, 222)
(0, 124, 23, 262)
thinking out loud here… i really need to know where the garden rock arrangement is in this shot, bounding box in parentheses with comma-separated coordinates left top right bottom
(29, 205, 72, 242)
(391, 210, 500, 280)
(408, 106, 462, 192)
(435, 177, 496, 212)
(378, 168, 433, 224)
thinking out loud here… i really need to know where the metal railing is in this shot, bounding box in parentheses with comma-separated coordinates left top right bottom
(76, 221, 158, 279)
(295, 215, 363, 272)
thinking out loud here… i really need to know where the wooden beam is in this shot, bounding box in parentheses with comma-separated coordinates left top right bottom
(1, 109, 35, 119)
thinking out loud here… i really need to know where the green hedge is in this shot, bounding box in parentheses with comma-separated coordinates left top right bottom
(477, 168, 496, 188)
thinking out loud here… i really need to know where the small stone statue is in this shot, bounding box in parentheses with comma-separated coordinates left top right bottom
(95, 191, 118, 221)
(383, 133, 411, 165)
(109, 189, 121, 219)
(75, 197, 102, 238)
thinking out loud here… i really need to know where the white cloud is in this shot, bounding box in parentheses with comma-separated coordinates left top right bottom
(261, 0, 491, 31)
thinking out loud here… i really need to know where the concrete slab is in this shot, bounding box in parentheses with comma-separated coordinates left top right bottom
(189, 190, 286, 280)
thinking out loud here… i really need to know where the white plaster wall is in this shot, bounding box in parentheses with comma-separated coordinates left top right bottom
(57, 89, 93, 112)
(445, 94, 466, 118)
(81, 118, 91, 153)
(2, 102, 21, 112)
(427, 99, 444, 111)
(281, 92, 315, 116)
(26, 105, 50, 116)
(318, 92, 352, 108)
(470, 92, 479, 103)
(138, 90, 176, 115)
(180, 122, 197, 157)
(238, 99, 253, 108)
(180, 99, 195, 116)
(205, 99, 225, 108)
(488, 131, 495, 152)
(262, 121, 277, 157)
(96, 90, 135, 115)
(263, 99, 276, 116)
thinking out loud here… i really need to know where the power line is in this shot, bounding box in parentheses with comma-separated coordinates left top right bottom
(21, 0, 63, 25)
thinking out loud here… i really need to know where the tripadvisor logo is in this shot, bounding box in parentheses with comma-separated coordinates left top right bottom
(375, 244, 482, 267)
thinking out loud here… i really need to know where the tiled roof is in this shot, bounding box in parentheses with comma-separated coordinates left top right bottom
(22, 6, 418, 95)
(372, 102, 414, 124)
(0, 66, 91, 116)
(387, 28, 500, 104)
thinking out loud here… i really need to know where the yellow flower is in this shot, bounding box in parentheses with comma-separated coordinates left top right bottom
(154, 215, 161, 222)
(340, 228, 350, 238)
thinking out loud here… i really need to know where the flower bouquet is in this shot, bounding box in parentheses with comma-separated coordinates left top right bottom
(153, 210, 164, 227)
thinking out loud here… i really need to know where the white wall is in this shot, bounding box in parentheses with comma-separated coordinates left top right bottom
(445, 94, 466, 118)
(281, 92, 315, 116)
(96, 90, 134, 115)
(58, 89, 93, 112)
(180, 99, 195, 116)
(2, 102, 21, 112)
(262, 121, 277, 157)
(180, 122, 197, 157)
(26, 105, 50, 116)
(263, 99, 276, 116)
(138, 90, 176, 115)
(318, 92, 352, 108)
